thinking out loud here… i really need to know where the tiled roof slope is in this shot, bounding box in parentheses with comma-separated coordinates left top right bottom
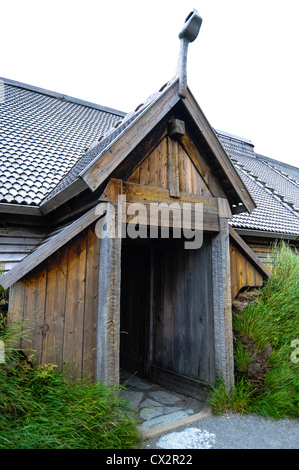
(216, 130, 299, 236)
(0, 78, 124, 205)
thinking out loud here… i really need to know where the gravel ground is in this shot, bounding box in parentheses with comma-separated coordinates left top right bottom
(144, 412, 299, 449)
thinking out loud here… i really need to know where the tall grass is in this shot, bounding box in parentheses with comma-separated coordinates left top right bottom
(209, 242, 299, 419)
(0, 326, 142, 449)
(0, 266, 142, 449)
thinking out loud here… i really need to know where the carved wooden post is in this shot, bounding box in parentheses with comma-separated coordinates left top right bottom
(212, 200, 234, 392)
(96, 180, 123, 386)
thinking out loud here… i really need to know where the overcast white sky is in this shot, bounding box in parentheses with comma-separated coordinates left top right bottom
(1, 0, 299, 167)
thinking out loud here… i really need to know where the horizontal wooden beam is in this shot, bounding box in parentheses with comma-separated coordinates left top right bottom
(101, 180, 220, 232)
(122, 180, 219, 210)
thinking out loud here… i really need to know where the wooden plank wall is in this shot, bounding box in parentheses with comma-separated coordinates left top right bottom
(8, 225, 100, 380)
(0, 226, 46, 273)
(230, 240, 264, 299)
(127, 136, 212, 197)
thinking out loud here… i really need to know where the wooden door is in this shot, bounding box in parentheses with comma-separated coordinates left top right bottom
(120, 237, 215, 399)
(151, 237, 215, 399)
(120, 241, 151, 376)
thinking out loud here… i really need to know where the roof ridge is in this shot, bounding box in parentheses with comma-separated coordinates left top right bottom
(0, 77, 126, 117)
(83, 80, 174, 155)
(256, 153, 299, 172)
(214, 128, 254, 147)
(257, 155, 299, 189)
(234, 160, 299, 219)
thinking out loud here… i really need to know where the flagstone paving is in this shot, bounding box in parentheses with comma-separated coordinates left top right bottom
(119, 370, 204, 431)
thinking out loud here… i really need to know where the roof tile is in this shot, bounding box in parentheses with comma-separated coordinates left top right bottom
(0, 80, 123, 205)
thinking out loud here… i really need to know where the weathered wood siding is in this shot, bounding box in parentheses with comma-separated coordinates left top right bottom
(0, 226, 46, 273)
(127, 136, 213, 197)
(230, 240, 264, 299)
(8, 225, 99, 380)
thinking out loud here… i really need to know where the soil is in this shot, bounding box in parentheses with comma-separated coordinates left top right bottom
(232, 288, 272, 386)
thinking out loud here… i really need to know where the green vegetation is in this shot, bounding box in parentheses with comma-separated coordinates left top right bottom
(209, 242, 299, 419)
(0, 276, 141, 449)
(1, 365, 142, 449)
(0, 352, 142, 448)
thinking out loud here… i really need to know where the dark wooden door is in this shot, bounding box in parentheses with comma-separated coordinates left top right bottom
(120, 237, 215, 399)
(151, 237, 215, 398)
(120, 241, 151, 376)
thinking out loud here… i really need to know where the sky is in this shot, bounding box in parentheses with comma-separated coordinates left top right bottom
(1, 0, 299, 168)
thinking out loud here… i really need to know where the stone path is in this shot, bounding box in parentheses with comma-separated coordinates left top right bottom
(119, 371, 205, 433)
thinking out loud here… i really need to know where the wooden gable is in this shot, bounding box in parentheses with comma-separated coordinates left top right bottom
(77, 79, 255, 215)
(122, 116, 231, 207)
(127, 135, 213, 198)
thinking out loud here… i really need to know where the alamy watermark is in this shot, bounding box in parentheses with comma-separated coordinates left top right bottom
(95, 197, 203, 249)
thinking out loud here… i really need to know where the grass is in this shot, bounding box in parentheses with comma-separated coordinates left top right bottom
(0, 269, 142, 449)
(0, 284, 142, 448)
(0, 351, 142, 449)
(209, 242, 299, 419)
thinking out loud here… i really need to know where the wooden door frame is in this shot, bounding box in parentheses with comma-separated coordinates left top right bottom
(96, 178, 234, 394)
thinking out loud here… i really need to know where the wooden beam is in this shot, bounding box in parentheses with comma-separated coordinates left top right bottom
(40, 178, 88, 215)
(229, 225, 272, 278)
(100, 178, 123, 203)
(122, 180, 218, 208)
(0, 203, 42, 216)
(96, 202, 122, 386)
(218, 198, 233, 219)
(212, 218, 234, 392)
(167, 118, 185, 140)
(80, 80, 181, 192)
(122, 181, 219, 232)
(180, 134, 226, 198)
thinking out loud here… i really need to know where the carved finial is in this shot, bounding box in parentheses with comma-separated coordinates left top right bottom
(177, 9, 202, 98)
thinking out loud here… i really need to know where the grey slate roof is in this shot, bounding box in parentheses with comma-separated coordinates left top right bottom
(1, 78, 298, 237)
(0, 78, 125, 205)
(215, 130, 299, 236)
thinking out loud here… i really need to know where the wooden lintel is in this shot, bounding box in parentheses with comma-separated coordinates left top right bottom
(123, 181, 219, 232)
(122, 181, 219, 210)
(99, 180, 220, 232)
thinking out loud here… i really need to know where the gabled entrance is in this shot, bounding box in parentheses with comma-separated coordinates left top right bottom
(3, 80, 257, 398)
